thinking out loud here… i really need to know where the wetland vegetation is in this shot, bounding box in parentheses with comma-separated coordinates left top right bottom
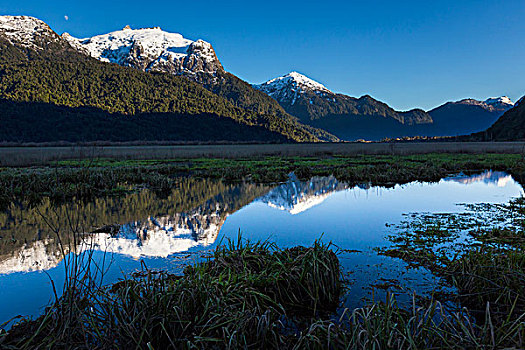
(0, 153, 524, 349)
(2, 153, 525, 210)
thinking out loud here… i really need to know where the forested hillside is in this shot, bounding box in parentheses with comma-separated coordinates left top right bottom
(477, 97, 525, 140)
(0, 37, 330, 143)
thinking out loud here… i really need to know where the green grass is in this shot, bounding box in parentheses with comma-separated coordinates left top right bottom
(2, 153, 524, 211)
(379, 197, 525, 327)
(2, 239, 343, 349)
(2, 238, 524, 349)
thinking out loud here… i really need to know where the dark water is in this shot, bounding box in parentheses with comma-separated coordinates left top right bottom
(0, 171, 522, 325)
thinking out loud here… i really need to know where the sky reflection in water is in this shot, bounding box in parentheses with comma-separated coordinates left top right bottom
(0, 171, 522, 324)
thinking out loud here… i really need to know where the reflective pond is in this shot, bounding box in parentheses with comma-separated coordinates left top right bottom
(0, 171, 522, 324)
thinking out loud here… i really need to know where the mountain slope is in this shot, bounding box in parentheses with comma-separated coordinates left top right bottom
(0, 16, 328, 143)
(254, 72, 433, 141)
(480, 96, 525, 140)
(427, 97, 514, 136)
(64, 26, 337, 141)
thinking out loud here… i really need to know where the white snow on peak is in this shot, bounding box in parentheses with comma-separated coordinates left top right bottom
(484, 96, 514, 107)
(254, 71, 333, 105)
(63, 26, 221, 74)
(256, 71, 331, 95)
(64, 27, 193, 62)
(0, 15, 59, 49)
(456, 96, 514, 112)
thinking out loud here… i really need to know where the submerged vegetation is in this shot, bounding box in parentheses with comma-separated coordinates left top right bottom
(378, 197, 525, 347)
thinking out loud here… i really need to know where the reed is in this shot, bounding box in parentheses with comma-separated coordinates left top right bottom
(2, 236, 524, 349)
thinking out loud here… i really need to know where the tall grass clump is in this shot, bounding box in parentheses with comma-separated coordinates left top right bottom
(1, 239, 343, 349)
(2, 236, 525, 349)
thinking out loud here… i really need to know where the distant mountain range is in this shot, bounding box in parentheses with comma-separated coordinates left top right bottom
(254, 72, 516, 140)
(0, 15, 522, 143)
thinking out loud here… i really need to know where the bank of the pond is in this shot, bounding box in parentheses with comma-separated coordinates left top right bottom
(2, 153, 525, 210)
(1, 239, 523, 349)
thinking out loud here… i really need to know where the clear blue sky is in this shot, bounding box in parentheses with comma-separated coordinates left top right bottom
(1, 0, 523, 111)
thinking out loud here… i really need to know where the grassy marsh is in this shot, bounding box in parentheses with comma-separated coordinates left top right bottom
(2, 238, 524, 349)
(1, 153, 525, 348)
(2, 153, 525, 211)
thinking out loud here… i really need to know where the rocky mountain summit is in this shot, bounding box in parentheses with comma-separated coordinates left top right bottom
(63, 26, 224, 76)
(0, 15, 64, 50)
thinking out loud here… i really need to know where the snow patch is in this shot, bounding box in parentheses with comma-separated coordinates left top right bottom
(63, 26, 222, 75)
(456, 96, 514, 113)
(0, 15, 59, 49)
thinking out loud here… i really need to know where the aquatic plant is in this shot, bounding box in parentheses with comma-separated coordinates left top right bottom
(2, 236, 524, 349)
(379, 196, 525, 331)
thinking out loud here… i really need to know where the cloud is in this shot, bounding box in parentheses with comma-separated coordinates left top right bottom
(64, 15, 69, 21)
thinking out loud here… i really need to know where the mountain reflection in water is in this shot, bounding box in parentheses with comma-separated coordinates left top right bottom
(0, 180, 269, 274)
(444, 171, 513, 187)
(256, 174, 349, 214)
(0, 170, 523, 325)
(0, 171, 518, 275)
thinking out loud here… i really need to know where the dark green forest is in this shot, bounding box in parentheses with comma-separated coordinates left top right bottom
(0, 39, 328, 143)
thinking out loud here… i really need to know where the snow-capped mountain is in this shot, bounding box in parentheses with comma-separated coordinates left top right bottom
(63, 26, 224, 76)
(450, 97, 515, 114)
(0, 15, 62, 49)
(254, 72, 333, 105)
(254, 72, 433, 141)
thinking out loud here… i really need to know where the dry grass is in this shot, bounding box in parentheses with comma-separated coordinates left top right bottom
(2, 142, 525, 166)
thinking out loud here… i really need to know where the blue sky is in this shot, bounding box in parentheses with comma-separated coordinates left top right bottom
(1, 0, 523, 111)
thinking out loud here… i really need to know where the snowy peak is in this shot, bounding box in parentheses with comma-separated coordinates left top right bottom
(455, 96, 514, 113)
(0, 15, 61, 49)
(63, 26, 223, 75)
(253, 72, 333, 105)
(255, 71, 332, 96)
(484, 96, 514, 109)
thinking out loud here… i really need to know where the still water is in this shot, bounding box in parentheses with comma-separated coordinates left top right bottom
(0, 171, 522, 324)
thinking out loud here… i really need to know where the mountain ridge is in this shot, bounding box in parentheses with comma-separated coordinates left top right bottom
(254, 71, 433, 140)
(0, 15, 520, 143)
(0, 15, 335, 143)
